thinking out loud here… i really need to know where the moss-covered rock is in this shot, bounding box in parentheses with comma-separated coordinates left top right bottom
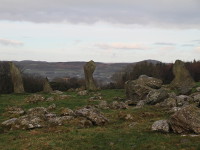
(84, 60, 97, 91)
(9, 62, 24, 93)
(170, 60, 195, 94)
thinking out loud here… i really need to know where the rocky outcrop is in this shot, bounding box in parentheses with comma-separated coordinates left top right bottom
(170, 60, 195, 94)
(5, 106, 25, 116)
(9, 62, 24, 93)
(98, 101, 109, 109)
(75, 106, 108, 125)
(84, 60, 97, 91)
(125, 81, 152, 104)
(25, 94, 70, 103)
(1, 107, 74, 130)
(169, 105, 200, 134)
(110, 101, 128, 109)
(125, 75, 163, 104)
(43, 77, 53, 93)
(152, 120, 170, 133)
(25, 94, 45, 103)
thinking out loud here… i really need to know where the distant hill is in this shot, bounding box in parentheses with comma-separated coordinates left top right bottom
(13, 59, 160, 83)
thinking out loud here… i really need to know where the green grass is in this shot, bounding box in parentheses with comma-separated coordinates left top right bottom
(0, 89, 200, 150)
(191, 82, 200, 93)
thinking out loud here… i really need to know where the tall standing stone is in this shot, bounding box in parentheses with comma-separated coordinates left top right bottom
(43, 77, 53, 93)
(9, 62, 24, 93)
(170, 60, 195, 94)
(84, 60, 97, 91)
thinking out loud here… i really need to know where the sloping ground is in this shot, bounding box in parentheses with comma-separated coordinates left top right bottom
(0, 89, 199, 150)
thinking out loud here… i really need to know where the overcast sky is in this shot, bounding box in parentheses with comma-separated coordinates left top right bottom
(0, 0, 200, 63)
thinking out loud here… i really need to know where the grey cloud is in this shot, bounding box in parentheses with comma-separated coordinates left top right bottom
(0, 38, 24, 46)
(154, 42, 176, 46)
(95, 43, 147, 50)
(181, 44, 195, 47)
(191, 40, 200, 43)
(0, 0, 200, 28)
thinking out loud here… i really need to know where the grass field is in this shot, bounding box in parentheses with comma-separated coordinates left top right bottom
(0, 89, 200, 150)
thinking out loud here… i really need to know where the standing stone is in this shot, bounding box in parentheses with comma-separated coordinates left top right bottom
(43, 77, 53, 93)
(170, 60, 195, 94)
(9, 62, 24, 93)
(84, 60, 97, 91)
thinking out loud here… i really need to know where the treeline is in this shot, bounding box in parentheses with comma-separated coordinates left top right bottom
(23, 75, 85, 93)
(50, 77, 85, 91)
(110, 60, 200, 89)
(0, 62, 13, 93)
(1, 60, 199, 93)
(0, 61, 85, 93)
(23, 74, 45, 93)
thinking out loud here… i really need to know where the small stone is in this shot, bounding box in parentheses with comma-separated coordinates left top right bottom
(6, 107, 25, 115)
(176, 95, 193, 107)
(75, 106, 109, 126)
(196, 87, 200, 92)
(193, 94, 200, 102)
(110, 101, 128, 109)
(47, 103, 56, 111)
(136, 100, 146, 108)
(46, 97, 55, 101)
(25, 94, 45, 103)
(89, 96, 103, 101)
(27, 107, 48, 117)
(152, 120, 170, 133)
(129, 122, 137, 128)
(98, 101, 109, 109)
(77, 90, 88, 96)
(79, 119, 93, 128)
(51, 90, 63, 95)
(60, 108, 75, 116)
(170, 107, 182, 112)
(1, 118, 17, 130)
(158, 98, 177, 108)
